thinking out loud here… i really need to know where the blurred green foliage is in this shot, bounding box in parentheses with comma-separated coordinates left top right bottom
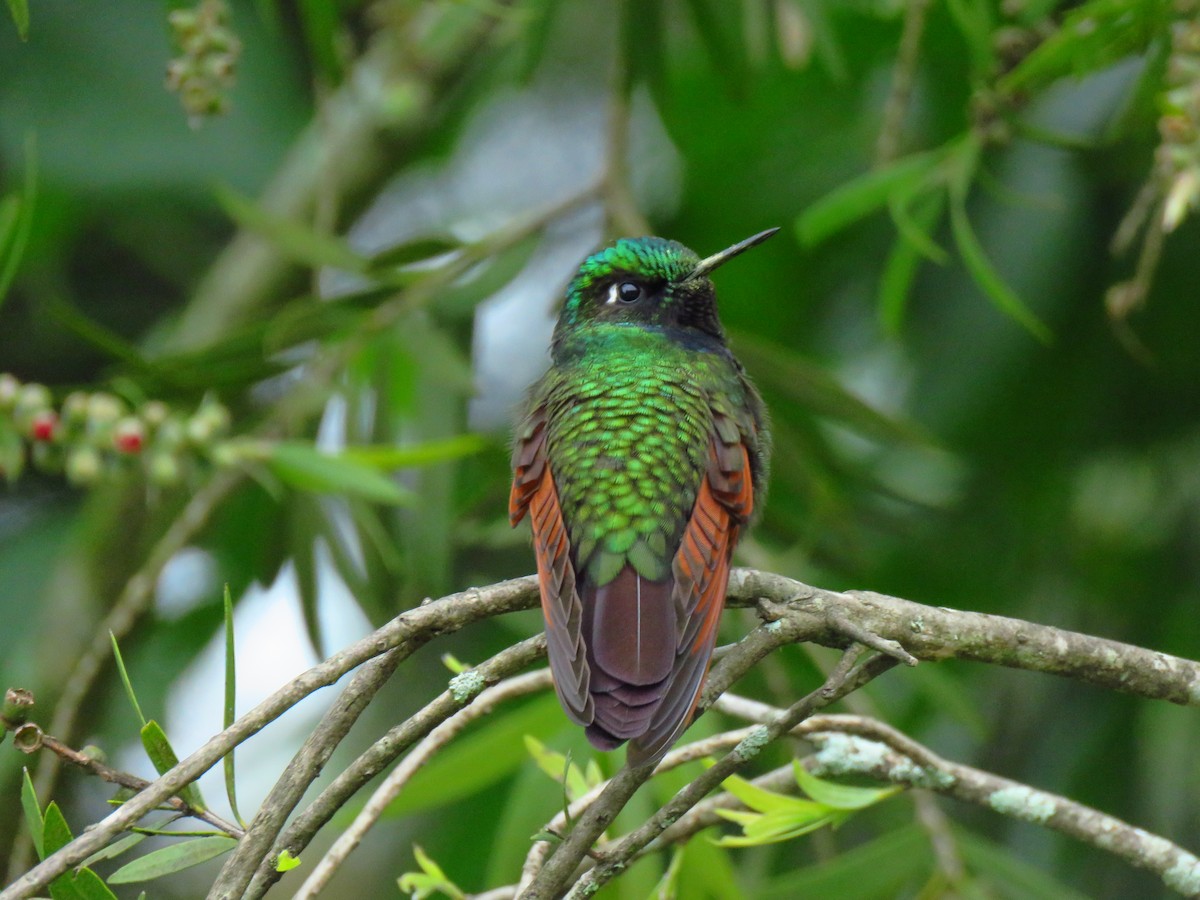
(2, 0, 1199, 897)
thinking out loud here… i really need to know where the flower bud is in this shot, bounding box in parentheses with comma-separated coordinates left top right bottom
(66, 446, 103, 485)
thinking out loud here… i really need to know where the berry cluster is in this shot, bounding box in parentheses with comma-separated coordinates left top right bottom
(165, 0, 242, 124)
(0, 374, 231, 488)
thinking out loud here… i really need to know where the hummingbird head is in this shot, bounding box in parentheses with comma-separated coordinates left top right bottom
(553, 228, 779, 355)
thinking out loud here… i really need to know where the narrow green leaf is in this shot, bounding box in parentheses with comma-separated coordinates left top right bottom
(263, 441, 416, 505)
(339, 435, 487, 469)
(81, 832, 147, 868)
(289, 496, 325, 658)
(948, 157, 1052, 343)
(66, 868, 118, 900)
(107, 835, 238, 884)
(214, 183, 370, 275)
(944, 0, 995, 76)
(398, 845, 465, 900)
(110, 633, 146, 728)
(888, 189, 949, 264)
(683, 0, 748, 97)
(879, 190, 947, 333)
(369, 235, 461, 270)
(437, 233, 540, 317)
(719, 771, 815, 815)
(620, 0, 666, 101)
(793, 761, 902, 810)
(42, 802, 74, 854)
(21, 768, 44, 858)
(49, 298, 149, 367)
(796, 149, 944, 246)
(5, 0, 29, 40)
(140, 721, 207, 812)
(0, 133, 38, 313)
(297, 0, 342, 81)
(1000, 0, 1169, 95)
(714, 808, 839, 847)
(221, 584, 244, 827)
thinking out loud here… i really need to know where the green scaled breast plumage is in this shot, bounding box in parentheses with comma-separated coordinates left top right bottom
(510, 231, 775, 765)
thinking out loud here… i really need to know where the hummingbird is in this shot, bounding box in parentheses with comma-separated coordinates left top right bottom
(510, 228, 775, 765)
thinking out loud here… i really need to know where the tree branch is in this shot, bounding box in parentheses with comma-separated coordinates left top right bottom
(5, 569, 1198, 899)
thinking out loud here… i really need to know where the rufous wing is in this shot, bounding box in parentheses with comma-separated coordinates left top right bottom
(510, 408, 593, 725)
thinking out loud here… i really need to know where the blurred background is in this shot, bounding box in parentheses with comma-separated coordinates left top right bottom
(1, 0, 1199, 897)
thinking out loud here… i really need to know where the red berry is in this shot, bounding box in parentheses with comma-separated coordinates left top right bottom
(113, 417, 146, 454)
(114, 431, 144, 454)
(31, 412, 57, 442)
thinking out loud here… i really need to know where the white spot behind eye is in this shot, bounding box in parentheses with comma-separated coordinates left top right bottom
(605, 283, 621, 305)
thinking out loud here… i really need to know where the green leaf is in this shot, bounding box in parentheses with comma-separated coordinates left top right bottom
(1000, 0, 1170, 95)
(683, 0, 748, 97)
(263, 441, 416, 505)
(5, 0, 28, 40)
(397, 845, 464, 900)
(275, 849, 302, 872)
(80, 832, 147, 868)
(948, 146, 1052, 344)
(793, 761, 902, 810)
(620, 0, 666, 101)
(879, 189, 946, 333)
(140, 720, 207, 812)
(719, 770, 815, 815)
(714, 806, 840, 847)
(0, 133, 38, 313)
(379, 694, 564, 817)
(523, 736, 589, 801)
(110, 633, 146, 727)
(369, 235, 461, 270)
(65, 868, 118, 900)
(214, 183, 371, 275)
(339, 435, 487, 469)
(21, 768, 44, 858)
(298, 0, 342, 82)
(944, 0, 995, 76)
(107, 835, 238, 884)
(42, 802, 73, 855)
(796, 149, 945, 246)
(222, 584, 244, 827)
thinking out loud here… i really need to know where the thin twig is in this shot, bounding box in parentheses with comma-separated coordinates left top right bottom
(875, 0, 933, 166)
(293, 670, 554, 899)
(10, 724, 243, 839)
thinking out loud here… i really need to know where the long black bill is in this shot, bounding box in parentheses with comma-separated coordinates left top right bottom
(685, 227, 780, 281)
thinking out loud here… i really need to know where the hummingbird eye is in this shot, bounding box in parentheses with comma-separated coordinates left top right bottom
(612, 282, 643, 304)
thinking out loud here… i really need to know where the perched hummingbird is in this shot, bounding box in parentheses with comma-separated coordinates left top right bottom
(510, 229, 776, 765)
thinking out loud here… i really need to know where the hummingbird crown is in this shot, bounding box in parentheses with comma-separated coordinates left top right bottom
(554, 236, 726, 356)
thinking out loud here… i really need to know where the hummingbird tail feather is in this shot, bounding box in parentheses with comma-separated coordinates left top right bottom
(627, 438, 753, 766)
(581, 566, 675, 746)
